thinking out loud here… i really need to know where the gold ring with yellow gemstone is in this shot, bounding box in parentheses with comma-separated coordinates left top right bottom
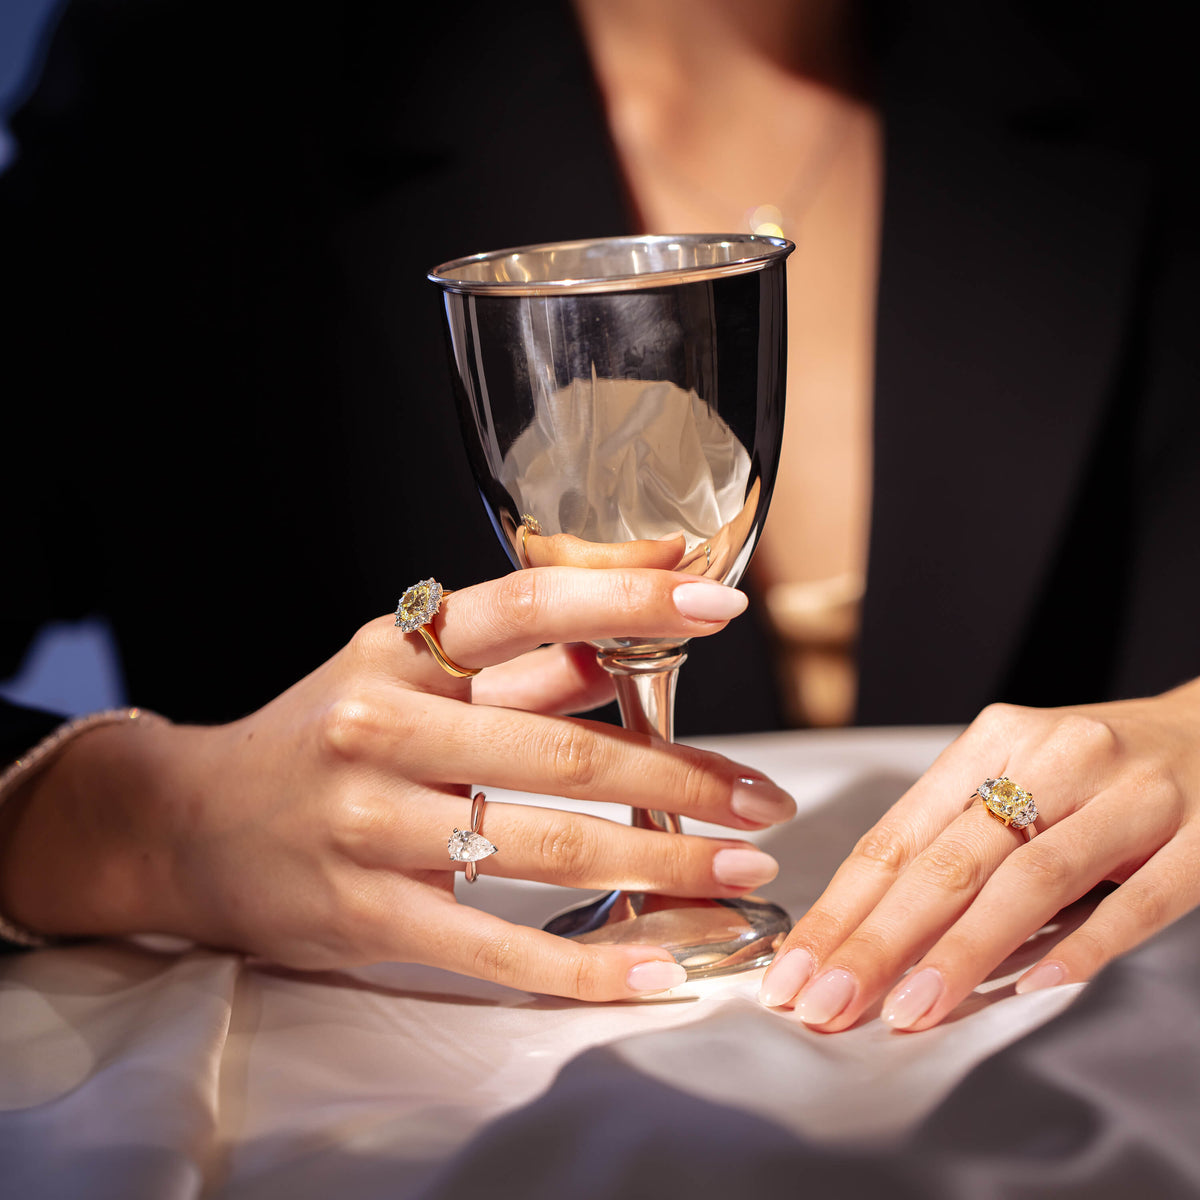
(395, 578, 480, 678)
(973, 776, 1038, 835)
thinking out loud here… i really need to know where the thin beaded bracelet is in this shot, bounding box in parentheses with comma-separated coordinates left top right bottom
(0, 707, 165, 948)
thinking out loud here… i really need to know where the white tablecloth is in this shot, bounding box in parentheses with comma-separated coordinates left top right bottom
(0, 728, 1086, 1199)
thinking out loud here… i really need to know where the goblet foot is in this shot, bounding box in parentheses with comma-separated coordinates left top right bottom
(544, 891, 792, 979)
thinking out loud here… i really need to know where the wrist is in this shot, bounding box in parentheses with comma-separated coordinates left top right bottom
(0, 709, 187, 944)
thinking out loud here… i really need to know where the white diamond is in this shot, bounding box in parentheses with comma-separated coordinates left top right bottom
(448, 829, 497, 863)
(1011, 802, 1038, 828)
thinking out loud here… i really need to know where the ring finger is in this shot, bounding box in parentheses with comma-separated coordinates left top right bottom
(362, 791, 781, 898)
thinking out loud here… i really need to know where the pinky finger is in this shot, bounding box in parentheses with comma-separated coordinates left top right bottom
(418, 892, 688, 1002)
(1015, 833, 1200, 994)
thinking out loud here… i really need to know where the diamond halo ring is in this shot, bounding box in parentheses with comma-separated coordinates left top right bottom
(972, 777, 1038, 836)
(448, 791, 498, 883)
(395, 578, 481, 678)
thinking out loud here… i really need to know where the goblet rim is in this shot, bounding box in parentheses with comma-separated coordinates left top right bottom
(428, 232, 794, 297)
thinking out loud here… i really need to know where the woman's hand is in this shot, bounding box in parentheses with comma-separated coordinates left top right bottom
(0, 567, 796, 1001)
(758, 679, 1200, 1030)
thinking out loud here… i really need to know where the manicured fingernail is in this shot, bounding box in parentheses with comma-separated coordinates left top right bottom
(793, 968, 856, 1025)
(712, 847, 778, 888)
(673, 582, 748, 622)
(882, 967, 945, 1029)
(1015, 960, 1067, 994)
(758, 948, 815, 1008)
(730, 776, 797, 825)
(627, 960, 688, 994)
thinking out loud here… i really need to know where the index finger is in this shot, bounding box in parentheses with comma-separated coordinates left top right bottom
(383, 567, 749, 682)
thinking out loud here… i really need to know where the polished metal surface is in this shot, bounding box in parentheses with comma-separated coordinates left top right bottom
(429, 234, 794, 977)
(429, 232, 792, 294)
(549, 644, 791, 976)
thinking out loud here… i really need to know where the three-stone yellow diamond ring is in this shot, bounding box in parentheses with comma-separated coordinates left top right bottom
(394, 578, 481, 679)
(972, 776, 1039, 837)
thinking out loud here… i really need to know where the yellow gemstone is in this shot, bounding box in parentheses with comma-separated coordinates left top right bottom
(395, 578, 442, 632)
(990, 778, 1022, 810)
(980, 776, 1034, 827)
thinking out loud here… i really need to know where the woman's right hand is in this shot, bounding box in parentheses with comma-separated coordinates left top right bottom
(0, 567, 795, 1001)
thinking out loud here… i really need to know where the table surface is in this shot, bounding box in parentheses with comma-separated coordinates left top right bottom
(0, 727, 1087, 1200)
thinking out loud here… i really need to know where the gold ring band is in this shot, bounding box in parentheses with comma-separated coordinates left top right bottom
(395, 578, 481, 678)
(973, 776, 1038, 835)
(517, 514, 541, 569)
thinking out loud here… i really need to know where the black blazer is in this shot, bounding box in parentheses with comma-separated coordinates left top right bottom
(2, 0, 1197, 752)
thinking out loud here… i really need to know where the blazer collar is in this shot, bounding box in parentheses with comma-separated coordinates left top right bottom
(857, 5, 1153, 723)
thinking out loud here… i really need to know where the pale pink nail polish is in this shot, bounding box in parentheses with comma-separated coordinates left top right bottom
(712, 847, 778, 888)
(627, 961, 688, 994)
(729, 776, 796, 825)
(673, 582, 748, 622)
(794, 968, 856, 1025)
(882, 968, 945, 1029)
(1015, 960, 1067, 994)
(758, 949, 815, 1008)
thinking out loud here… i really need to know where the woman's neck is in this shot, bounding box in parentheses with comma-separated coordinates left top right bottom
(572, 0, 868, 94)
(571, 0, 871, 234)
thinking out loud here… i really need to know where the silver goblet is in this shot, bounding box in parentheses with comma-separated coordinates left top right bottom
(429, 234, 793, 978)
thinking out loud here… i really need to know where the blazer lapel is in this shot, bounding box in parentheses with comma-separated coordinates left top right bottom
(858, 5, 1152, 724)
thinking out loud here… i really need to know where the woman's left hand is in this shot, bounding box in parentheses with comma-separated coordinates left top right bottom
(758, 678, 1200, 1030)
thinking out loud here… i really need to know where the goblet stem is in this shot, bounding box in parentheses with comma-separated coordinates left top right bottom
(542, 645, 793, 978)
(602, 646, 688, 835)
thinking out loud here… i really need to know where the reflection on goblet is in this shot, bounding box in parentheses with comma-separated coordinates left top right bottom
(429, 234, 793, 978)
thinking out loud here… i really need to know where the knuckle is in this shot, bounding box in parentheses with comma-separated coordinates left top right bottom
(567, 950, 607, 1001)
(1009, 840, 1073, 889)
(1124, 762, 1180, 808)
(972, 702, 1025, 739)
(320, 697, 383, 761)
(470, 931, 517, 984)
(537, 816, 598, 880)
(542, 724, 602, 792)
(491, 571, 542, 635)
(328, 887, 376, 947)
(674, 754, 718, 816)
(915, 842, 985, 895)
(348, 619, 392, 668)
(1062, 925, 1112, 972)
(1052, 712, 1118, 762)
(1118, 879, 1173, 930)
(328, 794, 388, 859)
(794, 906, 848, 953)
(851, 823, 916, 877)
(606, 570, 644, 615)
(655, 832, 696, 888)
(838, 924, 893, 966)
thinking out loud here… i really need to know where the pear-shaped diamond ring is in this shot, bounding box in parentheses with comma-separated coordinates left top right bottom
(448, 791, 498, 882)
